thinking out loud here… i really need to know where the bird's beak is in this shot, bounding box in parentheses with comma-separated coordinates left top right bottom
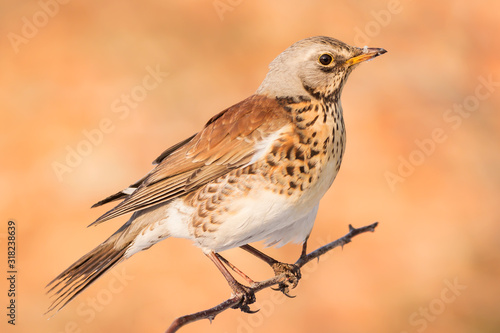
(346, 47, 387, 66)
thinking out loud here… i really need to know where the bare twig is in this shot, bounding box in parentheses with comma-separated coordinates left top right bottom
(165, 222, 379, 333)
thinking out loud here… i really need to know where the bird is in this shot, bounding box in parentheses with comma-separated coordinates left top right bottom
(46, 36, 386, 314)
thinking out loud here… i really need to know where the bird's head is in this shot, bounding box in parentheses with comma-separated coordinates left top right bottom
(257, 36, 387, 102)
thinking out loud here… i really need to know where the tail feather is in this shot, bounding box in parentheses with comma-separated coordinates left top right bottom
(46, 240, 129, 315)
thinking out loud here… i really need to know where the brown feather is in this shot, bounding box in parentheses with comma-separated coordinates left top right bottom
(91, 175, 147, 208)
(89, 95, 290, 226)
(46, 236, 129, 315)
(153, 133, 197, 165)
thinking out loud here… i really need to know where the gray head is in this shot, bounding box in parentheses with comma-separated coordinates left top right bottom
(256, 36, 386, 101)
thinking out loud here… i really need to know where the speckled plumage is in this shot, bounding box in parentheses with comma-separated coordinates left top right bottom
(47, 36, 386, 314)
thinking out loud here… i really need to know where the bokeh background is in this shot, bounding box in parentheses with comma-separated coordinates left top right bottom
(1, 1, 500, 332)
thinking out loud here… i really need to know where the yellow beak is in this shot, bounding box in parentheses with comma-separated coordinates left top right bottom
(346, 47, 387, 66)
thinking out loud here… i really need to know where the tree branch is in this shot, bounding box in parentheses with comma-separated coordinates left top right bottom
(165, 222, 379, 333)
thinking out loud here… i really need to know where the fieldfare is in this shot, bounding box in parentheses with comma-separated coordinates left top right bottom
(47, 36, 386, 314)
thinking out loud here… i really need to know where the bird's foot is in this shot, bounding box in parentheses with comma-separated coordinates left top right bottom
(230, 282, 257, 313)
(271, 262, 301, 297)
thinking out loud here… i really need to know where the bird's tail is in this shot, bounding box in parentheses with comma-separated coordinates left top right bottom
(45, 234, 131, 315)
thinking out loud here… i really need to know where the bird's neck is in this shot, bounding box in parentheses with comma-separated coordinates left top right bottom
(276, 94, 344, 132)
(276, 95, 345, 162)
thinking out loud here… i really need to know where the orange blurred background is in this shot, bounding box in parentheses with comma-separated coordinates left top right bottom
(1, 1, 500, 332)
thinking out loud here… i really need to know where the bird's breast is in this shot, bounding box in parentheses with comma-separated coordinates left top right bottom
(261, 99, 346, 204)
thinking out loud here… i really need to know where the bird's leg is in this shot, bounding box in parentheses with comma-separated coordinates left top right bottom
(300, 236, 309, 260)
(240, 245, 301, 297)
(216, 253, 255, 285)
(205, 251, 257, 313)
(240, 244, 278, 266)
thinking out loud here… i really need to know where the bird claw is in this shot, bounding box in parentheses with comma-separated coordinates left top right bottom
(239, 305, 260, 314)
(230, 283, 257, 313)
(271, 284, 296, 298)
(271, 262, 301, 297)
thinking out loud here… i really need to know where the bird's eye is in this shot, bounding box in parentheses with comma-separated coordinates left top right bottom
(318, 53, 333, 66)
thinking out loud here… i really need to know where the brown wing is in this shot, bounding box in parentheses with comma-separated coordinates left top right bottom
(90, 134, 197, 208)
(89, 94, 290, 226)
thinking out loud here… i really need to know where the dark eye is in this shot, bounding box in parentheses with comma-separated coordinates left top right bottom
(318, 53, 333, 66)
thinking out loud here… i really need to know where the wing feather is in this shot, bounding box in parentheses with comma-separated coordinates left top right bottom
(90, 94, 290, 226)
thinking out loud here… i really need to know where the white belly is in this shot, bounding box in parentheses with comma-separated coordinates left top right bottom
(192, 158, 339, 252)
(194, 191, 319, 252)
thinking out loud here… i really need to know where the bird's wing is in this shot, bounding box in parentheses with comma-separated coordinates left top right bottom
(89, 94, 290, 226)
(90, 134, 197, 208)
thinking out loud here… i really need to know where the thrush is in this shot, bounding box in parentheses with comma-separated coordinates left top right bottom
(47, 36, 386, 314)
